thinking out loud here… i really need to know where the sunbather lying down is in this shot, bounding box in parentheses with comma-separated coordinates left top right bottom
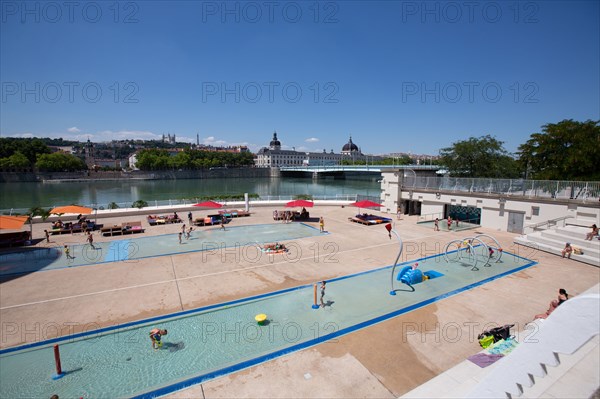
(262, 242, 288, 253)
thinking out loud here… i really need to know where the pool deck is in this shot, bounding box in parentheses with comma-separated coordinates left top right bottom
(1, 206, 598, 398)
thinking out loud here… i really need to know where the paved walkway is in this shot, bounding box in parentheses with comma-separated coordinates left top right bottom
(1, 206, 598, 397)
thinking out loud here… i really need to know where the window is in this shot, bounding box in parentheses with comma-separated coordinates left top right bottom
(532, 207, 540, 216)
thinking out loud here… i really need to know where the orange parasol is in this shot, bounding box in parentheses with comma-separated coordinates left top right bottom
(0, 215, 29, 230)
(50, 205, 93, 215)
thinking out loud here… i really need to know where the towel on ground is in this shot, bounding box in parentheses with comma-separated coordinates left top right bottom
(467, 353, 505, 368)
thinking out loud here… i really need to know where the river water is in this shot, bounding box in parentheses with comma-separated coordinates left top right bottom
(0, 177, 380, 212)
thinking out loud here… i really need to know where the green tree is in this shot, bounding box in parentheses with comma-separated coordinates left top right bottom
(35, 153, 87, 171)
(7, 151, 31, 168)
(28, 207, 51, 221)
(517, 119, 600, 180)
(132, 200, 148, 209)
(439, 135, 521, 178)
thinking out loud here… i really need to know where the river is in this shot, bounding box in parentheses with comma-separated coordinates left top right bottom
(0, 177, 381, 212)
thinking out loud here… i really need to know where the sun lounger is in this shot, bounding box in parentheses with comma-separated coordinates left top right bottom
(102, 221, 145, 236)
(49, 222, 103, 235)
(147, 215, 182, 226)
(348, 214, 392, 225)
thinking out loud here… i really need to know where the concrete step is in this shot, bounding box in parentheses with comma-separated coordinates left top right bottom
(526, 233, 600, 256)
(540, 230, 600, 250)
(566, 214, 599, 227)
(555, 224, 599, 238)
(514, 237, 599, 267)
(566, 221, 596, 227)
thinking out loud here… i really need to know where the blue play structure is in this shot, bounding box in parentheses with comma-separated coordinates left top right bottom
(396, 266, 443, 288)
(386, 224, 443, 294)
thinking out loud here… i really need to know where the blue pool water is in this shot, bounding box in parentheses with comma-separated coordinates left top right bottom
(0, 249, 536, 398)
(0, 223, 322, 276)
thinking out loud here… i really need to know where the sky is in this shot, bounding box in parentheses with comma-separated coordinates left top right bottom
(1, 1, 599, 155)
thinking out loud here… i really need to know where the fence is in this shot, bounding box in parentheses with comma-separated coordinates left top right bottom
(402, 177, 600, 202)
(1, 194, 360, 216)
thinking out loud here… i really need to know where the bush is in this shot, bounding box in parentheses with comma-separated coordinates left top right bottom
(132, 200, 148, 209)
(108, 202, 120, 209)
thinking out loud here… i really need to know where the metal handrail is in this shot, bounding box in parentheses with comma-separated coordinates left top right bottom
(523, 215, 574, 234)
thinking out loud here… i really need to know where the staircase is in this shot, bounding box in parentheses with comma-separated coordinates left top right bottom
(514, 219, 600, 267)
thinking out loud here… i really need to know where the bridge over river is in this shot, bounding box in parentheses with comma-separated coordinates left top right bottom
(279, 164, 443, 179)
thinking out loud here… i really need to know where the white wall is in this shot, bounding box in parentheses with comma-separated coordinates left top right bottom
(380, 170, 600, 232)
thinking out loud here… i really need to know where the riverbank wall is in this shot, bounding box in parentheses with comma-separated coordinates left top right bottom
(0, 168, 278, 183)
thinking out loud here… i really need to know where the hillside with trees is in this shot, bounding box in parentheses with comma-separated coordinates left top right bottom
(135, 148, 254, 170)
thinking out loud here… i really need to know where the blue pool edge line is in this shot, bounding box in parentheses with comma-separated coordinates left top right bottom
(0, 248, 535, 355)
(0, 249, 538, 356)
(0, 247, 471, 354)
(0, 223, 325, 277)
(131, 258, 538, 399)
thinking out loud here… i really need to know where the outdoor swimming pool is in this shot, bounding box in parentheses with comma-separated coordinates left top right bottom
(0, 223, 323, 276)
(0, 248, 536, 398)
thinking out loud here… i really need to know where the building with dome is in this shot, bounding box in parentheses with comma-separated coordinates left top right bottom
(341, 136, 360, 155)
(255, 132, 380, 167)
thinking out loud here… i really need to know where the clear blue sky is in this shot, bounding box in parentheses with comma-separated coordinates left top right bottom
(1, 1, 598, 155)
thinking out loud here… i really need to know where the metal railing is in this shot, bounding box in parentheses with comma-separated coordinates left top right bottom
(416, 216, 481, 232)
(418, 211, 444, 222)
(523, 215, 574, 235)
(402, 177, 600, 203)
(1, 194, 361, 216)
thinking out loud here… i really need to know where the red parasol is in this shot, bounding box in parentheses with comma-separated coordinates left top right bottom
(193, 201, 223, 208)
(285, 199, 314, 208)
(350, 200, 383, 209)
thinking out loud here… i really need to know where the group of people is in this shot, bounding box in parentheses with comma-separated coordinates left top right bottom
(433, 216, 460, 231)
(560, 224, 598, 259)
(275, 210, 295, 223)
(178, 224, 195, 243)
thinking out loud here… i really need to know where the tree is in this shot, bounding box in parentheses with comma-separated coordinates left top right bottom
(28, 207, 51, 221)
(35, 153, 87, 171)
(7, 152, 31, 168)
(132, 200, 148, 209)
(517, 119, 600, 181)
(439, 135, 521, 178)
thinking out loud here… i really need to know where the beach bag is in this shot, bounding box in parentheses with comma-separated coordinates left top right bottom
(478, 334, 495, 349)
(478, 324, 514, 348)
(572, 246, 583, 255)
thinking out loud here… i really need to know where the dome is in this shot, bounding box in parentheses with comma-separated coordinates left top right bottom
(269, 132, 281, 147)
(342, 136, 359, 152)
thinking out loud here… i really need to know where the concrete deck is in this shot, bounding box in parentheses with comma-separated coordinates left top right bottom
(1, 206, 598, 397)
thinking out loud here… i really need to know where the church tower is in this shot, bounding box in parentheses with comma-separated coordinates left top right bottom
(269, 131, 281, 151)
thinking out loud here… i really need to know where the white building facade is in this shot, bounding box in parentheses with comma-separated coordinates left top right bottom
(380, 169, 600, 234)
(255, 132, 377, 167)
